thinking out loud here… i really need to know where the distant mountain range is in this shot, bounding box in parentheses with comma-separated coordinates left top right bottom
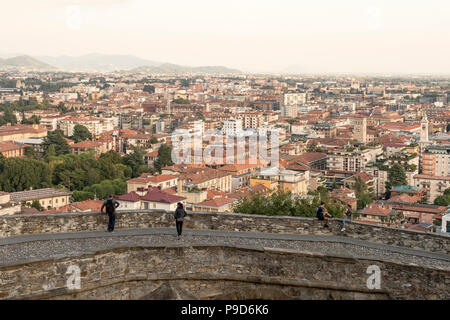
(36, 53, 161, 72)
(0, 55, 55, 70)
(0, 53, 241, 74)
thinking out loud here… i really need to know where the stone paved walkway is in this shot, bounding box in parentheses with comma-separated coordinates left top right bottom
(0, 228, 449, 270)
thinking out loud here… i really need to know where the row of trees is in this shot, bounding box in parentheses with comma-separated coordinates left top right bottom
(233, 187, 346, 219)
(0, 125, 174, 205)
(233, 163, 411, 218)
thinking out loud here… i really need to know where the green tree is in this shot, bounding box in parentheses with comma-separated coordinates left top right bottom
(24, 146, 37, 158)
(71, 124, 92, 143)
(43, 130, 71, 156)
(353, 176, 367, 195)
(57, 102, 69, 114)
(83, 179, 127, 200)
(172, 98, 190, 104)
(154, 144, 173, 173)
(21, 115, 40, 124)
(122, 147, 146, 178)
(0, 157, 51, 192)
(52, 153, 102, 191)
(150, 137, 158, 144)
(72, 190, 95, 202)
(30, 200, 43, 211)
(143, 85, 155, 93)
(1, 108, 17, 125)
(179, 79, 190, 88)
(434, 188, 450, 206)
(357, 192, 374, 210)
(386, 163, 408, 197)
(233, 188, 344, 218)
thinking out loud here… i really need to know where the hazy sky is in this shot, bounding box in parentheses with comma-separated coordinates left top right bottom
(1, 0, 449, 74)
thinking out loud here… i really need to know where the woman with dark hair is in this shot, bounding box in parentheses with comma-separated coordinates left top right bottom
(174, 202, 187, 240)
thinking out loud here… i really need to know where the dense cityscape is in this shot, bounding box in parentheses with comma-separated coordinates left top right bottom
(0, 65, 449, 234)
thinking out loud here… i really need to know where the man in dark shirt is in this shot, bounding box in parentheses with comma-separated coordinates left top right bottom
(101, 194, 120, 232)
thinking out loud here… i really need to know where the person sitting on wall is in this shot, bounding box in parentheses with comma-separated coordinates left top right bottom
(316, 202, 331, 228)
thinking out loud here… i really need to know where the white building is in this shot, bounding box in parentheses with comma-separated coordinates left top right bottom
(281, 104, 298, 118)
(116, 187, 186, 211)
(282, 92, 306, 106)
(222, 119, 243, 136)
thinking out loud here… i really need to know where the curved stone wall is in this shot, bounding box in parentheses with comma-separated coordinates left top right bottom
(0, 245, 448, 300)
(0, 210, 448, 254)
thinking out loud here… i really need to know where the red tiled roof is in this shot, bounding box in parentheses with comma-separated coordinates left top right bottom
(70, 140, 103, 148)
(71, 199, 103, 212)
(348, 172, 374, 182)
(117, 191, 141, 202)
(128, 174, 178, 184)
(195, 197, 237, 208)
(290, 152, 327, 164)
(359, 206, 394, 216)
(140, 190, 185, 204)
(0, 141, 26, 152)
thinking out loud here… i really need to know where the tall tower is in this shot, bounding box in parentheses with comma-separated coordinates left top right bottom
(420, 112, 429, 142)
(166, 87, 171, 115)
(353, 117, 367, 143)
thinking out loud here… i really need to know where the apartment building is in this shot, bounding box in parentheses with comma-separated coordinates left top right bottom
(0, 141, 26, 158)
(222, 119, 243, 136)
(0, 124, 47, 142)
(127, 174, 178, 193)
(235, 112, 265, 129)
(191, 197, 238, 213)
(282, 92, 306, 106)
(176, 167, 232, 193)
(313, 122, 337, 138)
(0, 192, 21, 216)
(352, 117, 367, 143)
(70, 140, 113, 157)
(413, 174, 450, 203)
(10, 188, 72, 211)
(289, 152, 328, 171)
(217, 163, 260, 192)
(40, 115, 65, 131)
(328, 147, 383, 172)
(59, 116, 114, 137)
(117, 187, 186, 211)
(281, 104, 298, 118)
(422, 145, 450, 177)
(250, 167, 309, 195)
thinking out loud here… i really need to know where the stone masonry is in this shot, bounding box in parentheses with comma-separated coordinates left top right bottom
(0, 245, 448, 300)
(0, 210, 448, 254)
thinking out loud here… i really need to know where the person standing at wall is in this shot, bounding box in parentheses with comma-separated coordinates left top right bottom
(101, 194, 120, 232)
(174, 202, 187, 240)
(341, 204, 352, 232)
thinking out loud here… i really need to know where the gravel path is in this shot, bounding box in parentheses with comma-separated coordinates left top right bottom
(0, 229, 449, 270)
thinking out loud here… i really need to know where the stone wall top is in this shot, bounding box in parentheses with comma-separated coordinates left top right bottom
(0, 209, 448, 254)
